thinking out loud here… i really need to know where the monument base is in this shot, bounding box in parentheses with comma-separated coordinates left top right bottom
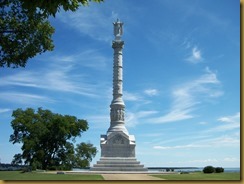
(90, 157, 147, 171)
(91, 131, 147, 171)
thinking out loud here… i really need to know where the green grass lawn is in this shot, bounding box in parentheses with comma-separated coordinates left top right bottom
(151, 172, 241, 180)
(0, 171, 104, 180)
(0, 171, 240, 181)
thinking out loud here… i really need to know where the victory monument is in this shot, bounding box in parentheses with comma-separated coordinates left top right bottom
(91, 20, 147, 171)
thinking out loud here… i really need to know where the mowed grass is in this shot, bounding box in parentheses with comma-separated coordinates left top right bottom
(0, 171, 240, 181)
(0, 171, 104, 180)
(151, 172, 241, 180)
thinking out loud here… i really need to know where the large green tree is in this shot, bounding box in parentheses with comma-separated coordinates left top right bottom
(0, 0, 103, 68)
(0, 0, 54, 68)
(9, 108, 97, 170)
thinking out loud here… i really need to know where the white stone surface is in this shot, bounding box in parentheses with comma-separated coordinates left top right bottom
(91, 20, 147, 171)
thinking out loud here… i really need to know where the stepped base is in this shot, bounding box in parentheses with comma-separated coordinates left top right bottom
(90, 157, 148, 171)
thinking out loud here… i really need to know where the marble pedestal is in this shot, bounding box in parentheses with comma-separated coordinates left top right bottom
(91, 132, 147, 171)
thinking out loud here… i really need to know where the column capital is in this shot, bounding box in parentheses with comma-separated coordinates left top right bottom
(112, 41, 124, 49)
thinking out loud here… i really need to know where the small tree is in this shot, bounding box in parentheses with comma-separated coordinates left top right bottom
(215, 167, 224, 173)
(203, 166, 215, 173)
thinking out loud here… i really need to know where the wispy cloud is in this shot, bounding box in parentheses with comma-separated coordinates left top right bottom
(154, 144, 206, 150)
(149, 67, 223, 124)
(57, 5, 117, 42)
(141, 133, 164, 138)
(123, 91, 143, 101)
(218, 112, 240, 124)
(206, 112, 240, 132)
(0, 92, 54, 105)
(1, 70, 98, 98)
(172, 159, 219, 165)
(185, 46, 203, 64)
(0, 51, 110, 98)
(224, 157, 240, 162)
(126, 110, 158, 127)
(0, 108, 11, 114)
(198, 121, 208, 125)
(154, 135, 239, 150)
(144, 89, 159, 96)
(49, 49, 110, 70)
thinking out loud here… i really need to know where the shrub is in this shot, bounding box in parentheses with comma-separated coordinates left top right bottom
(180, 172, 189, 174)
(21, 167, 32, 173)
(203, 166, 215, 173)
(215, 167, 224, 173)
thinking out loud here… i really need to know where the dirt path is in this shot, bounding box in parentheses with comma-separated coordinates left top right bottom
(101, 174, 164, 180)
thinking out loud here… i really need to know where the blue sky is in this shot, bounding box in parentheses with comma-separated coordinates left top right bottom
(0, 0, 240, 168)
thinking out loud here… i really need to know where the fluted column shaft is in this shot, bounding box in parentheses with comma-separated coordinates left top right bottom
(107, 40, 128, 135)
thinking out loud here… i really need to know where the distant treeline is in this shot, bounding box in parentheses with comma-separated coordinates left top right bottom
(0, 163, 27, 171)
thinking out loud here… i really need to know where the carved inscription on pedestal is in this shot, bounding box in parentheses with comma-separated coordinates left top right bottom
(112, 135, 125, 144)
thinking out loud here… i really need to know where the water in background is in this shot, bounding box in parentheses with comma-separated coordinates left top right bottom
(73, 167, 240, 173)
(147, 167, 240, 173)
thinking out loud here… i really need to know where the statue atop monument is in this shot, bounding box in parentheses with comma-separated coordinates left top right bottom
(113, 19, 123, 40)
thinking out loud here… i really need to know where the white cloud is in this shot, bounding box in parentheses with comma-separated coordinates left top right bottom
(206, 112, 240, 132)
(50, 49, 110, 70)
(142, 133, 164, 137)
(153, 144, 206, 150)
(58, 6, 116, 42)
(149, 67, 222, 124)
(224, 157, 240, 162)
(126, 110, 158, 127)
(188, 159, 218, 163)
(86, 115, 109, 124)
(167, 157, 239, 167)
(0, 109, 11, 114)
(123, 91, 142, 101)
(150, 110, 194, 124)
(153, 134, 239, 151)
(186, 46, 203, 64)
(218, 112, 240, 124)
(144, 89, 159, 96)
(0, 92, 54, 105)
(0, 51, 110, 98)
(2, 71, 97, 98)
(198, 121, 208, 125)
(211, 137, 240, 145)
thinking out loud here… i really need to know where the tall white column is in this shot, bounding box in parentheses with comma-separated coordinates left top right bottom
(107, 20, 128, 135)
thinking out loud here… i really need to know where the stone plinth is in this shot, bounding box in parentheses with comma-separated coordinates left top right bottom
(100, 132, 135, 157)
(90, 157, 147, 171)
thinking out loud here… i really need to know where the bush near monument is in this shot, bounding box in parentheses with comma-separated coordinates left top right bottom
(10, 107, 97, 170)
(203, 166, 224, 174)
(215, 167, 224, 173)
(203, 166, 215, 173)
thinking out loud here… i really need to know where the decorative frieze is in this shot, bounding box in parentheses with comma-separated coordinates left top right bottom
(110, 108, 125, 121)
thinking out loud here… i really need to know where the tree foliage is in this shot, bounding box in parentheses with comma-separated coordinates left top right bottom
(203, 166, 225, 174)
(203, 166, 215, 174)
(215, 167, 224, 173)
(11, 153, 23, 165)
(20, 0, 104, 18)
(9, 108, 97, 170)
(0, 0, 54, 68)
(0, 0, 103, 68)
